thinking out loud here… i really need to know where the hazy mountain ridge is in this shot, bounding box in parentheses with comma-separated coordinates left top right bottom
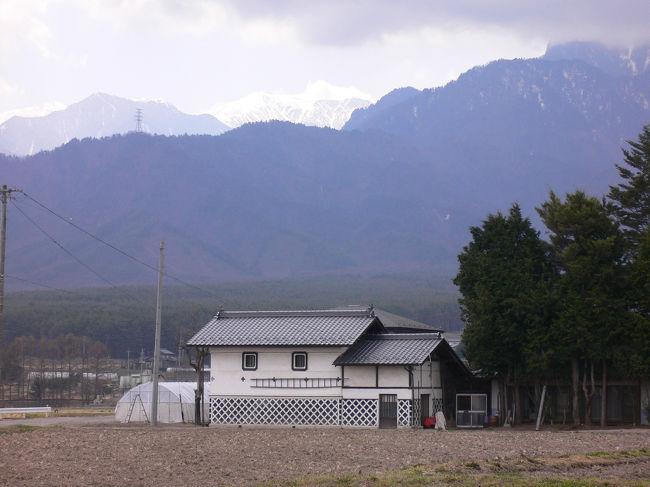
(2, 42, 649, 290)
(3, 125, 465, 288)
(0, 93, 231, 156)
(345, 42, 649, 136)
(542, 42, 650, 77)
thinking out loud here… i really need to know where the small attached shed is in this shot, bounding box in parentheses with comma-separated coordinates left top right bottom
(115, 382, 209, 424)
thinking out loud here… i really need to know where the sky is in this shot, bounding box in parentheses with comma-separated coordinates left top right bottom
(1, 0, 649, 123)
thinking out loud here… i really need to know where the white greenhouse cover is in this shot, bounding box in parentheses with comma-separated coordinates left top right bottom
(115, 381, 210, 423)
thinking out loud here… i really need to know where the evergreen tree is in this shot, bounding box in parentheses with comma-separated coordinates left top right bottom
(454, 204, 552, 423)
(608, 124, 650, 250)
(537, 190, 627, 425)
(607, 126, 650, 422)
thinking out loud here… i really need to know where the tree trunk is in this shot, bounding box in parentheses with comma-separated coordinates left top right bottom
(498, 380, 506, 425)
(94, 359, 100, 400)
(187, 345, 208, 425)
(582, 360, 596, 425)
(505, 367, 512, 424)
(514, 379, 522, 425)
(572, 358, 580, 425)
(197, 351, 204, 425)
(600, 359, 607, 427)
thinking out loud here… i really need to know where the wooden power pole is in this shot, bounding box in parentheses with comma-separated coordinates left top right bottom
(151, 241, 164, 426)
(0, 185, 22, 403)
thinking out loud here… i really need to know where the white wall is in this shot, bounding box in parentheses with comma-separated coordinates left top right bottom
(210, 346, 444, 404)
(210, 346, 345, 397)
(341, 388, 414, 400)
(344, 365, 375, 387)
(411, 360, 441, 391)
(378, 365, 409, 387)
(341, 360, 442, 402)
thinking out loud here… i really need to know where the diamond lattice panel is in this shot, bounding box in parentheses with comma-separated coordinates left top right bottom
(412, 398, 421, 427)
(210, 396, 340, 426)
(398, 399, 412, 427)
(341, 399, 377, 427)
(432, 398, 443, 414)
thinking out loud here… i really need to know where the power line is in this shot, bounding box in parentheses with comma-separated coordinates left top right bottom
(5, 274, 77, 294)
(11, 200, 118, 287)
(22, 193, 160, 273)
(9, 204, 158, 307)
(19, 192, 220, 298)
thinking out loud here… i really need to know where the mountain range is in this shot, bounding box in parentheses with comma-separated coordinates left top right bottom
(1, 42, 648, 290)
(0, 93, 230, 156)
(0, 83, 373, 156)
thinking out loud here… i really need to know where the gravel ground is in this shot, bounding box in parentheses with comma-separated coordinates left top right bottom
(0, 421, 648, 486)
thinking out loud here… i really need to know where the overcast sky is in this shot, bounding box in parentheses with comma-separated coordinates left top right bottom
(1, 0, 649, 121)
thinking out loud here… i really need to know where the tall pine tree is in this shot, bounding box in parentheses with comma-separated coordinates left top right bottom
(607, 126, 650, 421)
(455, 204, 552, 424)
(608, 124, 650, 251)
(537, 190, 627, 425)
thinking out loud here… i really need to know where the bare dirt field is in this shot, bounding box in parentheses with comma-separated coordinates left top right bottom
(0, 420, 648, 486)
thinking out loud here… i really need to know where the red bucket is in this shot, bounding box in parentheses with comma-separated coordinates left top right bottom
(423, 416, 436, 428)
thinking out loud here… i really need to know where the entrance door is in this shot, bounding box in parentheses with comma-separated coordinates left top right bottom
(379, 394, 397, 429)
(420, 394, 430, 425)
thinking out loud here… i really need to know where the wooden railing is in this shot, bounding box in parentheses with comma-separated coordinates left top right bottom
(251, 377, 341, 389)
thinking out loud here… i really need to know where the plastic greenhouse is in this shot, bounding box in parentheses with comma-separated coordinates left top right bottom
(115, 382, 210, 423)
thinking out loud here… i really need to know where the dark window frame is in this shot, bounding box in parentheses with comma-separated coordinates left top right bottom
(292, 351, 308, 371)
(242, 352, 258, 371)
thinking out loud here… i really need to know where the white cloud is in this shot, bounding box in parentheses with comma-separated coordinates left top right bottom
(222, 0, 650, 47)
(0, 77, 22, 98)
(0, 100, 65, 125)
(79, 0, 231, 36)
(1, 0, 646, 120)
(0, 0, 52, 57)
(301, 81, 374, 102)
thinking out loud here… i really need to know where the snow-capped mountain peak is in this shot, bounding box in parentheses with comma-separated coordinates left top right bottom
(0, 93, 230, 156)
(211, 81, 374, 129)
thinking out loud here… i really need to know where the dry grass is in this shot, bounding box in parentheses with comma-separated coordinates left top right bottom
(270, 450, 650, 486)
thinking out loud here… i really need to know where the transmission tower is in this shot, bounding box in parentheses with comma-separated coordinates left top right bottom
(135, 108, 143, 132)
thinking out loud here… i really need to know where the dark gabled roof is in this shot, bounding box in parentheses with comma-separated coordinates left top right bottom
(373, 308, 443, 333)
(333, 333, 444, 366)
(187, 308, 379, 347)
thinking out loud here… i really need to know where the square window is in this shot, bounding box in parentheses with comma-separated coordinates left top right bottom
(292, 352, 308, 371)
(242, 352, 257, 370)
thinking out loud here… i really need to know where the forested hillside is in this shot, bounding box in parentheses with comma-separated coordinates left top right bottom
(4, 274, 462, 357)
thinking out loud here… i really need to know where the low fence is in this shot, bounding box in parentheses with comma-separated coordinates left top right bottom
(0, 406, 52, 419)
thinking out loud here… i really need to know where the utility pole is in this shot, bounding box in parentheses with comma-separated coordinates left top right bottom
(0, 185, 22, 405)
(151, 241, 164, 426)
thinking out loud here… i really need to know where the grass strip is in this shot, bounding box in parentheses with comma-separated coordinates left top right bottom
(262, 450, 650, 487)
(0, 424, 40, 434)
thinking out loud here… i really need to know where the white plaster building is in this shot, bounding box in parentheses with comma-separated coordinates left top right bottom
(187, 306, 473, 428)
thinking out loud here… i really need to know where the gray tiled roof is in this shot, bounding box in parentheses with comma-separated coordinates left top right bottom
(333, 334, 443, 365)
(187, 308, 377, 346)
(373, 308, 442, 332)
